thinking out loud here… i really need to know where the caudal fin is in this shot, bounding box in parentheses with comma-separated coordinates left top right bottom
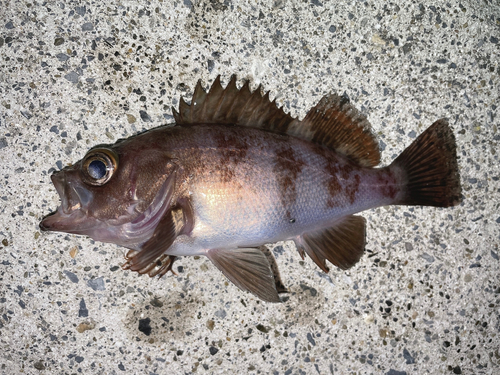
(392, 119, 462, 207)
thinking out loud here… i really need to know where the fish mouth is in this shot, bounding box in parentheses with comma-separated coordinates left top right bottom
(39, 170, 94, 233)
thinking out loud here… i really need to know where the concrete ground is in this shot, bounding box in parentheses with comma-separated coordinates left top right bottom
(1, 0, 499, 374)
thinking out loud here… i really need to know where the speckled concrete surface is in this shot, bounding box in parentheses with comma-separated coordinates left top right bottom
(1, 0, 499, 374)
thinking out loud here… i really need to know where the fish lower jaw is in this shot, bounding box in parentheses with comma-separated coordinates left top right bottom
(40, 204, 95, 234)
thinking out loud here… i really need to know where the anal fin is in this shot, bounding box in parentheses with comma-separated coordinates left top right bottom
(206, 247, 282, 303)
(295, 215, 366, 272)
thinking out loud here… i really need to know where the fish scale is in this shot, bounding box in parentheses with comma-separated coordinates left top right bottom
(158, 125, 395, 254)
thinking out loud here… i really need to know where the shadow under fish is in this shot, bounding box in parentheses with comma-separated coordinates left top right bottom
(40, 76, 462, 302)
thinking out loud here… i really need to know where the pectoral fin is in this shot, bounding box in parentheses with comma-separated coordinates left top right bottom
(295, 215, 366, 272)
(123, 209, 177, 273)
(123, 253, 178, 278)
(206, 247, 282, 303)
(123, 202, 194, 275)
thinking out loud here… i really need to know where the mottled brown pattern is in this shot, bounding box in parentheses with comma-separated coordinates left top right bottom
(212, 128, 249, 183)
(310, 142, 364, 207)
(334, 162, 360, 205)
(274, 145, 305, 209)
(325, 165, 341, 208)
(345, 174, 361, 204)
(309, 143, 343, 209)
(340, 163, 354, 181)
(377, 169, 398, 200)
(214, 130, 249, 163)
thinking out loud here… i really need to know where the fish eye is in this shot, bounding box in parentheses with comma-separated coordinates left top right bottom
(81, 148, 118, 186)
(88, 159, 107, 179)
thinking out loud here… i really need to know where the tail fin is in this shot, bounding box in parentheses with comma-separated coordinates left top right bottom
(392, 119, 462, 207)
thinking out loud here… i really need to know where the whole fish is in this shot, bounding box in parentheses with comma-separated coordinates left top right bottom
(40, 76, 462, 302)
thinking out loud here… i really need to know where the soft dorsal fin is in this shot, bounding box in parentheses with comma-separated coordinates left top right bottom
(173, 76, 380, 167)
(288, 94, 380, 167)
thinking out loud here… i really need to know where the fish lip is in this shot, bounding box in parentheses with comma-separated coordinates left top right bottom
(39, 208, 66, 232)
(39, 172, 69, 232)
(39, 170, 91, 232)
(39, 205, 84, 232)
(50, 172, 71, 214)
(39, 211, 54, 231)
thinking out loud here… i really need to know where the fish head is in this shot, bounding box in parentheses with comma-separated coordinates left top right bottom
(40, 140, 176, 246)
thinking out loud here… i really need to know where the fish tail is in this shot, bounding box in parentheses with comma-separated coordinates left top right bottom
(391, 119, 462, 207)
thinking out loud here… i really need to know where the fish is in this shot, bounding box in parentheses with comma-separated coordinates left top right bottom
(40, 76, 462, 302)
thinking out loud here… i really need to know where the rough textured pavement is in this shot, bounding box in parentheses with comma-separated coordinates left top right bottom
(1, 1, 499, 374)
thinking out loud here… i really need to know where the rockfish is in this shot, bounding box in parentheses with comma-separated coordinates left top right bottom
(40, 76, 462, 302)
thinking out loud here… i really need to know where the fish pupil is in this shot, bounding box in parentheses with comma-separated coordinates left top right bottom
(88, 160, 107, 179)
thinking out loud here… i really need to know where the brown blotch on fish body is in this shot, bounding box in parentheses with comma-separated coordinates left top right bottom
(274, 145, 305, 208)
(211, 128, 250, 184)
(213, 129, 249, 165)
(376, 169, 399, 200)
(309, 143, 343, 208)
(345, 173, 361, 205)
(325, 171, 342, 208)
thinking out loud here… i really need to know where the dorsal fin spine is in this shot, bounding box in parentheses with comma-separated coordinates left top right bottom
(234, 80, 256, 124)
(178, 97, 189, 123)
(192, 80, 207, 121)
(172, 107, 180, 122)
(226, 78, 250, 123)
(213, 77, 229, 122)
(246, 89, 265, 125)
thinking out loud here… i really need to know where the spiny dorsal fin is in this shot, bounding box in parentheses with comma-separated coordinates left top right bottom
(173, 76, 380, 167)
(288, 94, 380, 167)
(172, 75, 295, 134)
